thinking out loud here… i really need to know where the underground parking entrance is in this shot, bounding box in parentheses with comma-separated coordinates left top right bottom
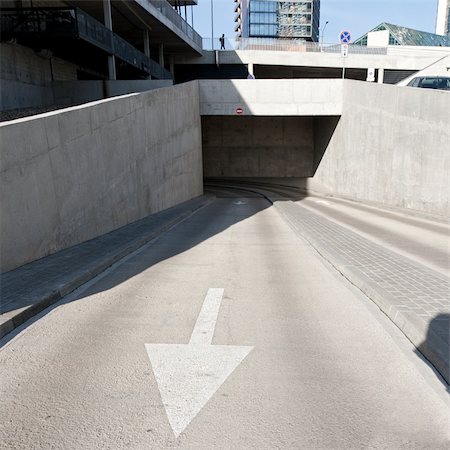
(201, 115, 340, 189)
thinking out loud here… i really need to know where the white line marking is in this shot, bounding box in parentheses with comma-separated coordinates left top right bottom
(189, 288, 224, 345)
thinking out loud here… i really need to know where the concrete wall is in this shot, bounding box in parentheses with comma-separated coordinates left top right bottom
(199, 79, 343, 116)
(199, 79, 449, 216)
(0, 82, 203, 273)
(310, 80, 450, 216)
(202, 116, 314, 177)
(52, 80, 173, 106)
(0, 43, 172, 112)
(0, 43, 77, 110)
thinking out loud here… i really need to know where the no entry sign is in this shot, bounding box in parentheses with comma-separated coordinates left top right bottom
(236, 107, 244, 115)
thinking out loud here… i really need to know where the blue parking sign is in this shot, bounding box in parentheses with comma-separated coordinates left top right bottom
(339, 30, 352, 44)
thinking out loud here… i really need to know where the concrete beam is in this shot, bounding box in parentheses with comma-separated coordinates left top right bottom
(176, 47, 450, 72)
(199, 79, 343, 116)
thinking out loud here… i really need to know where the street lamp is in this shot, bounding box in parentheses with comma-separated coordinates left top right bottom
(210, 0, 214, 50)
(320, 20, 329, 50)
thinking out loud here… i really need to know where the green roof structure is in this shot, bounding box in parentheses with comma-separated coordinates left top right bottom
(354, 22, 450, 47)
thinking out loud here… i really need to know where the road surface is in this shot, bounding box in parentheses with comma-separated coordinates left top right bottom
(1, 191, 448, 449)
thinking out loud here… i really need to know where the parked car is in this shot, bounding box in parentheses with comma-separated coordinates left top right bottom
(406, 76, 450, 91)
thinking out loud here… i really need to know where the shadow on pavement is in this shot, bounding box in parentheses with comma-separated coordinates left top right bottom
(0, 193, 271, 343)
(415, 313, 450, 389)
(70, 196, 270, 300)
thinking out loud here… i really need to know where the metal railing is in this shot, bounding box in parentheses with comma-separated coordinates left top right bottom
(203, 37, 388, 55)
(146, 0, 202, 48)
(204, 37, 450, 57)
(76, 8, 113, 54)
(0, 7, 78, 37)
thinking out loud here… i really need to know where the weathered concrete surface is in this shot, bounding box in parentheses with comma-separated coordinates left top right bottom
(199, 79, 343, 116)
(310, 80, 450, 217)
(52, 80, 173, 107)
(202, 116, 314, 177)
(0, 82, 203, 273)
(0, 43, 77, 111)
(0, 42, 171, 112)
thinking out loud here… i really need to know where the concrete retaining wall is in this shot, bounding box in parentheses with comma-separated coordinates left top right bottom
(202, 116, 314, 177)
(0, 43, 77, 110)
(311, 80, 450, 216)
(0, 43, 172, 112)
(52, 80, 173, 107)
(0, 81, 203, 273)
(199, 79, 343, 116)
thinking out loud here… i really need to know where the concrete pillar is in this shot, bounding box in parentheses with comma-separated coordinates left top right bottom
(378, 68, 384, 84)
(143, 29, 151, 80)
(159, 43, 165, 68)
(103, 0, 116, 80)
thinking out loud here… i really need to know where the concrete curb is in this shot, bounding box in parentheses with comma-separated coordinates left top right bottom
(301, 247, 448, 384)
(0, 196, 215, 340)
(273, 200, 449, 385)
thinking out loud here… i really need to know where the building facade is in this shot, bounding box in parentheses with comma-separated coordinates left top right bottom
(0, 0, 203, 113)
(235, 0, 320, 42)
(0, 0, 201, 82)
(354, 22, 450, 47)
(436, 0, 450, 35)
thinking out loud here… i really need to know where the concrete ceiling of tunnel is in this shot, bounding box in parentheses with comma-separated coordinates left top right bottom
(65, 0, 200, 55)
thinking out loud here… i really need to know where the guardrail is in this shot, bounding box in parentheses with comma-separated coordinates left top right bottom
(204, 37, 450, 57)
(147, 0, 202, 48)
(202, 37, 388, 54)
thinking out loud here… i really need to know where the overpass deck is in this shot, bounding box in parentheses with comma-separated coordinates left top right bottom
(176, 46, 450, 72)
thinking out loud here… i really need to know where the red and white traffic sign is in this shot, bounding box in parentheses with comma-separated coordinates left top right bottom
(236, 107, 244, 115)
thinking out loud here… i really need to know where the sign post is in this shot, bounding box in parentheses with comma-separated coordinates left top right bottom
(339, 30, 351, 79)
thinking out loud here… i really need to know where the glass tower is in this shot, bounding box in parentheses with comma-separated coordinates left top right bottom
(235, 0, 320, 42)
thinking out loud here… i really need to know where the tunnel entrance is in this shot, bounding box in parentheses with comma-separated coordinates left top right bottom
(201, 115, 340, 179)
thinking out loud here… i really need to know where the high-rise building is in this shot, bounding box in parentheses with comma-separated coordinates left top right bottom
(235, 0, 320, 42)
(436, 0, 450, 35)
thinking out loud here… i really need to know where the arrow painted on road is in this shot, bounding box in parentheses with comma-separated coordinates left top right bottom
(145, 288, 253, 437)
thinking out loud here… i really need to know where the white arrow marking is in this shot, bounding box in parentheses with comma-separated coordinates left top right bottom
(145, 288, 253, 437)
(233, 200, 246, 205)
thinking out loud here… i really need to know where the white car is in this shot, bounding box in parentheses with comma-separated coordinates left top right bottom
(407, 76, 450, 91)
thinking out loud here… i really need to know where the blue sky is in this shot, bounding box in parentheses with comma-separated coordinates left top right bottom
(191, 0, 439, 43)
